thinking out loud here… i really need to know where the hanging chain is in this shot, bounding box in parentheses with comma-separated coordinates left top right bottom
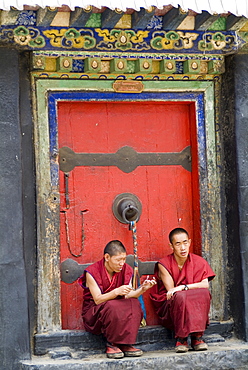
(62, 172, 86, 257)
(129, 220, 147, 327)
(63, 210, 85, 258)
(130, 220, 139, 289)
(64, 173, 70, 209)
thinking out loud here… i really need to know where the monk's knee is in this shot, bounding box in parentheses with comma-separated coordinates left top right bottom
(174, 288, 210, 305)
(104, 300, 119, 311)
(174, 291, 187, 304)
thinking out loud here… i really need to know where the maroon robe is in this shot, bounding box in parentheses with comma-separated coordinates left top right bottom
(150, 253, 215, 338)
(78, 258, 143, 344)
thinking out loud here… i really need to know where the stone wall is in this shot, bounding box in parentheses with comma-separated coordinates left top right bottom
(219, 55, 246, 339)
(234, 53, 248, 340)
(0, 48, 35, 369)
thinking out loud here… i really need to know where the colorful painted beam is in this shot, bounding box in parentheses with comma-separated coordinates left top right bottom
(32, 53, 225, 76)
(0, 25, 244, 54)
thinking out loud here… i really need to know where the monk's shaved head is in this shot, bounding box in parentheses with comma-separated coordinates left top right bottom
(169, 228, 189, 244)
(104, 240, 126, 256)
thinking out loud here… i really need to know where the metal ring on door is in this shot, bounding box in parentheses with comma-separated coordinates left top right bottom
(122, 205, 140, 224)
(112, 193, 142, 224)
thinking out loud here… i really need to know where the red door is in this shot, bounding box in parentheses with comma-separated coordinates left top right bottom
(58, 100, 200, 329)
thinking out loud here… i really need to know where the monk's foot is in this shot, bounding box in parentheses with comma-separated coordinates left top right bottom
(175, 337, 189, 353)
(191, 336, 208, 351)
(106, 342, 124, 359)
(118, 344, 143, 357)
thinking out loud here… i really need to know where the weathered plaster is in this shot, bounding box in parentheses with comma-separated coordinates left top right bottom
(234, 54, 248, 340)
(0, 48, 31, 368)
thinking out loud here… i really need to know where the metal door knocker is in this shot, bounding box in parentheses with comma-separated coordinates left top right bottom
(112, 193, 142, 224)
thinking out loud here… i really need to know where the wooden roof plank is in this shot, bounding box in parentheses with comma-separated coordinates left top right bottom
(162, 7, 188, 30)
(132, 7, 155, 29)
(70, 7, 92, 27)
(101, 8, 123, 28)
(36, 7, 58, 27)
(226, 14, 248, 30)
(195, 11, 220, 30)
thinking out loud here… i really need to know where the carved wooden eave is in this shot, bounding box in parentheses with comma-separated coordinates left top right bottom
(0, 23, 243, 79)
(0, 5, 248, 77)
(0, 7, 247, 80)
(0, 5, 248, 31)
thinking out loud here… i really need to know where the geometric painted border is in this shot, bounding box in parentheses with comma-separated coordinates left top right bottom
(32, 50, 225, 79)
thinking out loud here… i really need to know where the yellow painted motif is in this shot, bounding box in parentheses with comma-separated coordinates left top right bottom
(132, 30, 150, 43)
(95, 29, 115, 43)
(95, 28, 149, 50)
(96, 28, 149, 43)
(151, 31, 198, 50)
(43, 28, 96, 49)
(178, 32, 198, 49)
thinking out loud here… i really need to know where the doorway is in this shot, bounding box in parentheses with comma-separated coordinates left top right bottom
(58, 99, 200, 329)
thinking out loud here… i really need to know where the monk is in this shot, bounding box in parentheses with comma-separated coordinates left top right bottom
(150, 228, 215, 353)
(78, 240, 156, 359)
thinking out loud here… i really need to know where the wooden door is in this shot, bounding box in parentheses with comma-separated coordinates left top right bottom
(58, 100, 200, 329)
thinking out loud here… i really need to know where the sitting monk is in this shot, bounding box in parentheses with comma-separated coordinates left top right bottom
(150, 227, 215, 353)
(78, 239, 156, 359)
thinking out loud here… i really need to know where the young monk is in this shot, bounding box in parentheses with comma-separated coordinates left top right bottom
(78, 240, 156, 359)
(150, 228, 215, 353)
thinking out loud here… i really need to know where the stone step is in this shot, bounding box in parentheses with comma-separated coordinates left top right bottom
(34, 321, 234, 355)
(21, 339, 248, 370)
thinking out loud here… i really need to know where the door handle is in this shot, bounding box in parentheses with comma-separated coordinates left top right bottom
(112, 193, 142, 224)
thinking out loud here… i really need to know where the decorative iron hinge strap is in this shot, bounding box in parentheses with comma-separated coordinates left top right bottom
(59, 145, 191, 173)
(61, 256, 156, 284)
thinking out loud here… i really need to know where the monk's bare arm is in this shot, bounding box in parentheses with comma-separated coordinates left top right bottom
(86, 272, 132, 305)
(166, 278, 209, 300)
(158, 264, 209, 300)
(158, 263, 175, 290)
(125, 277, 157, 299)
(184, 278, 209, 290)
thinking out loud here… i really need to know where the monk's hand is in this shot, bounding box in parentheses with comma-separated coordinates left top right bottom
(115, 285, 133, 296)
(166, 285, 185, 300)
(140, 276, 157, 292)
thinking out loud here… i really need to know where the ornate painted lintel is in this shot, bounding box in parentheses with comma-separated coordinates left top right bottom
(31, 49, 225, 78)
(0, 25, 244, 55)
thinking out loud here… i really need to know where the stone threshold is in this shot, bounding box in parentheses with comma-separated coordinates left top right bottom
(21, 339, 248, 370)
